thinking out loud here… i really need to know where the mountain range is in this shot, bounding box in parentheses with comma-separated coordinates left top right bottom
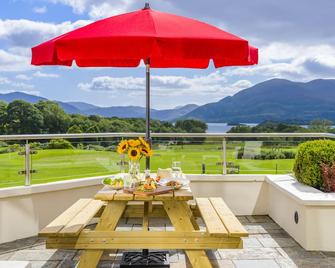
(0, 92, 198, 121)
(184, 79, 335, 123)
(1, 78, 335, 123)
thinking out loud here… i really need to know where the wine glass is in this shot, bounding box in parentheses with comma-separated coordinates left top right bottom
(172, 161, 182, 179)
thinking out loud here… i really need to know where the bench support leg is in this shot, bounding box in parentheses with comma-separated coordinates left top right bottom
(163, 200, 212, 268)
(77, 201, 127, 268)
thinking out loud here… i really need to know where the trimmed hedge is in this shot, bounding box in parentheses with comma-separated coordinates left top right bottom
(293, 139, 335, 190)
(47, 139, 74, 149)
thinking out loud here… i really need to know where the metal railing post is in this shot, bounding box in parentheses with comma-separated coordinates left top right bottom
(24, 141, 31, 186)
(223, 138, 227, 175)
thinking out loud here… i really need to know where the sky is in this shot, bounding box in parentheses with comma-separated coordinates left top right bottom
(0, 0, 334, 109)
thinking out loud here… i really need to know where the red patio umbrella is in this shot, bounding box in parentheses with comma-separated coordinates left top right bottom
(31, 3, 258, 169)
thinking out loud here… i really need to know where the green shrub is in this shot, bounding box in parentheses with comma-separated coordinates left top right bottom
(85, 144, 105, 151)
(293, 140, 335, 190)
(47, 139, 74, 149)
(0, 141, 8, 147)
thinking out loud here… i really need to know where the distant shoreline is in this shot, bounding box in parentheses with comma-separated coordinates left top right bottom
(206, 122, 335, 133)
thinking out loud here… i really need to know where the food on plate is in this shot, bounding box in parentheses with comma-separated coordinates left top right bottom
(136, 179, 157, 192)
(103, 178, 112, 185)
(155, 176, 161, 182)
(157, 168, 173, 179)
(103, 177, 124, 188)
(165, 180, 182, 190)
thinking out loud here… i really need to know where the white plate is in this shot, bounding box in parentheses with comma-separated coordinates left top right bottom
(158, 178, 188, 189)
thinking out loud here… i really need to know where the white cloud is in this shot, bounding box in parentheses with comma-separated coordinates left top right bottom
(0, 77, 10, 85)
(0, 75, 34, 90)
(78, 72, 250, 99)
(16, 74, 31, 80)
(225, 43, 335, 81)
(12, 82, 35, 90)
(0, 19, 92, 47)
(33, 71, 60, 78)
(49, 0, 136, 19)
(0, 19, 91, 72)
(33, 6, 47, 14)
(0, 49, 32, 72)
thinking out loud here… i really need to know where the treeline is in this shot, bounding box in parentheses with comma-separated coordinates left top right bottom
(0, 100, 207, 135)
(228, 120, 335, 133)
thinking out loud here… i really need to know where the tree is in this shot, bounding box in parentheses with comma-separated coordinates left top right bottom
(6, 100, 44, 134)
(67, 125, 83, 133)
(309, 119, 333, 133)
(0, 101, 7, 134)
(175, 119, 207, 133)
(35, 101, 70, 133)
(251, 121, 307, 133)
(228, 124, 252, 133)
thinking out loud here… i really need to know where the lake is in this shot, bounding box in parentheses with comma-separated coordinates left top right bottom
(206, 123, 335, 133)
(206, 123, 257, 133)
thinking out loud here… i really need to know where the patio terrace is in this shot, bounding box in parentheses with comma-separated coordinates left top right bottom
(1, 216, 334, 268)
(0, 133, 335, 267)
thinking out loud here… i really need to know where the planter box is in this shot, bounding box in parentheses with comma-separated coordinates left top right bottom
(266, 175, 335, 251)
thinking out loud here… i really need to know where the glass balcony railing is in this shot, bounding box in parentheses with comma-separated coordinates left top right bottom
(0, 132, 334, 188)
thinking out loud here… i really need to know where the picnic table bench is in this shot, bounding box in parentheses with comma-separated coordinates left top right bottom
(39, 187, 248, 268)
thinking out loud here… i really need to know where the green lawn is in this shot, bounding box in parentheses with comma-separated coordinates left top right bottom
(0, 143, 295, 188)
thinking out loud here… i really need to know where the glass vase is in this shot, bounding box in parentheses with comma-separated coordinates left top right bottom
(128, 160, 140, 186)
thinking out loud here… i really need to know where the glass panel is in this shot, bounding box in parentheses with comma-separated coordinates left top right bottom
(226, 138, 307, 174)
(0, 135, 323, 186)
(150, 138, 223, 174)
(30, 138, 121, 185)
(0, 140, 25, 188)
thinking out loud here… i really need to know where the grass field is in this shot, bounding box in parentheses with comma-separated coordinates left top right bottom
(0, 142, 295, 188)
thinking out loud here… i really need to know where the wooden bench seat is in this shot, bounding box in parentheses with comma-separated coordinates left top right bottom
(196, 197, 248, 238)
(39, 198, 104, 237)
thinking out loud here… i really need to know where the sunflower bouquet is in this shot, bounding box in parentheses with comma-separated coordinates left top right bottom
(117, 137, 153, 183)
(117, 137, 153, 160)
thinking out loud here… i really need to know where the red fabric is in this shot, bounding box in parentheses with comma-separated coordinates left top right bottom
(31, 8, 258, 68)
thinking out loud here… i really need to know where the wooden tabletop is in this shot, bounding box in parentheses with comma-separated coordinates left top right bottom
(95, 186, 193, 201)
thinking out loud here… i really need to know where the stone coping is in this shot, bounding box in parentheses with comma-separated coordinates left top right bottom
(0, 174, 266, 199)
(2, 173, 335, 207)
(0, 175, 108, 199)
(187, 174, 266, 182)
(266, 175, 335, 206)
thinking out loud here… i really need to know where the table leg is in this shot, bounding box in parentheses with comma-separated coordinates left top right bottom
(143, 201, 150, 231)
(163, 200, 212, 268)
(77, 201, 127, 268)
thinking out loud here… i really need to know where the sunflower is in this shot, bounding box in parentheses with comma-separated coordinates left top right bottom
(128, 147, 140, 161)
(140, 146, 153, 157)
(139, 137, 150, 148)
(117, 140, 128, 154)
(128, 139, 141, 147)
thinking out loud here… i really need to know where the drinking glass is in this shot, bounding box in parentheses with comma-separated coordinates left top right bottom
(172, 161, 182, 179)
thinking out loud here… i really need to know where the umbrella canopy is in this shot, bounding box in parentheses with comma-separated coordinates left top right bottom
(31, 3, 258, 170)
(31, 4, 258, 68)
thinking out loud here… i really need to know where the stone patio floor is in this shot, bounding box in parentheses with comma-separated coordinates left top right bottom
(0, 215, 334, 268)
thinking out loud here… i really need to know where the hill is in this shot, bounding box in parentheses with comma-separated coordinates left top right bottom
(184, 79, 335, 123)
(0, 92, 198, 121)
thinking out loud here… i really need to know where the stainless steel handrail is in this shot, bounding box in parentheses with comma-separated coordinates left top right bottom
(0, 132, 334, 141)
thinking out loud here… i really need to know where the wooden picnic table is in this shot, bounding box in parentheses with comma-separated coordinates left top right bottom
(40, 186, 248, 268)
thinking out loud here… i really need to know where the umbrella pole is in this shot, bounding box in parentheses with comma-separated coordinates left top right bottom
(145, 58, 151, 170)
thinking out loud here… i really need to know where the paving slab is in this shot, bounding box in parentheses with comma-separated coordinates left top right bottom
(242, 237, 263, 248)
(219, 248, 283, 260)
(233, 259, 280, 268)
(258, 237, 298, 248)
(9, 249, 75, 261)
(1, 216, 334, 268)
(29, 261, 59, 268)
(0, 252, 14, 260)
